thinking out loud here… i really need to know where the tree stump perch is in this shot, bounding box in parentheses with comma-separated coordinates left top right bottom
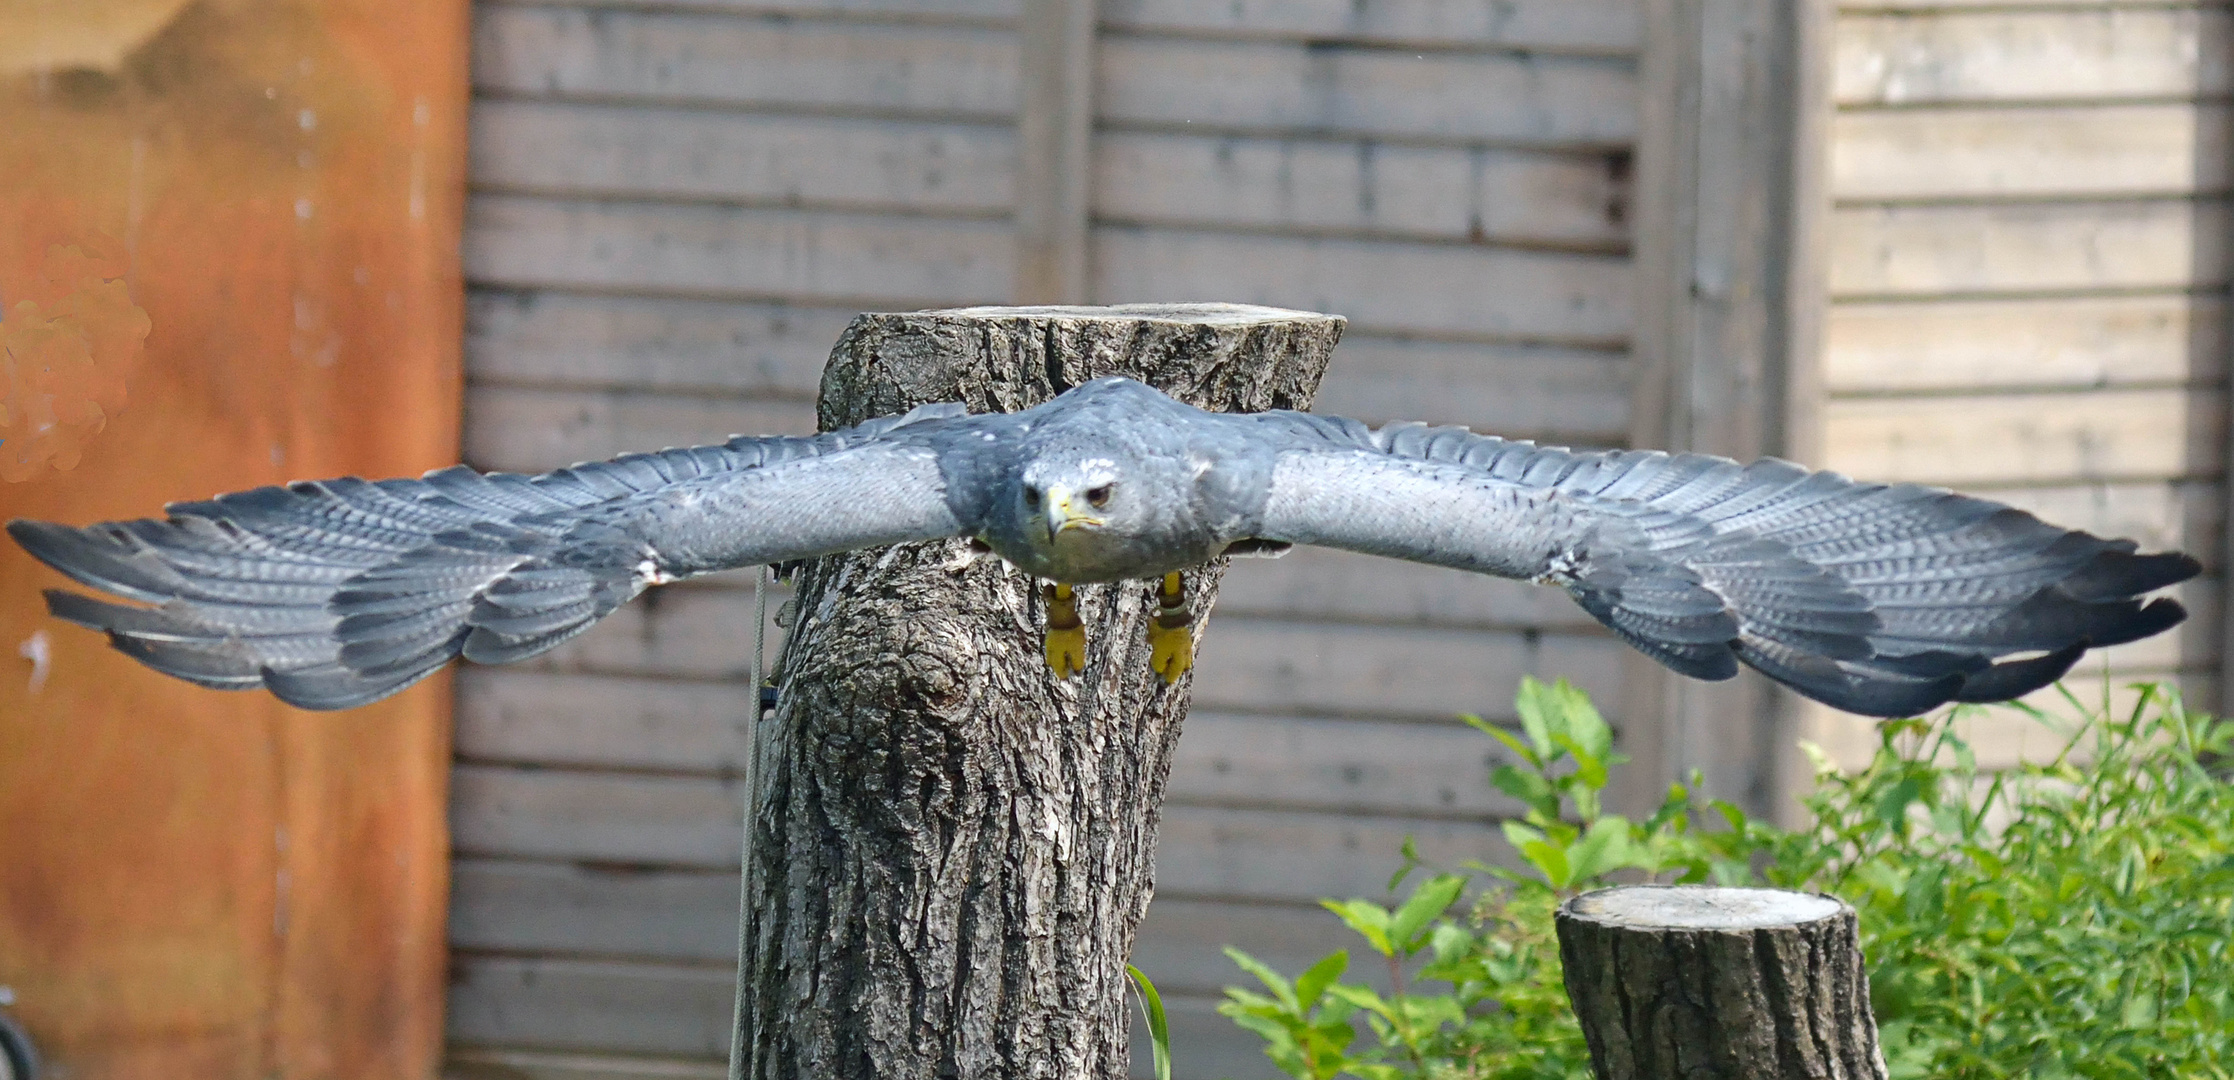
(735, 304, 1340, 1079)
(1557, 885, 1889, 1080)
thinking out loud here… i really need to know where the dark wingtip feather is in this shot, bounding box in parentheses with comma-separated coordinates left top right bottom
(2083, 595, 2188, 649)
(1952, 641, 2089, 704)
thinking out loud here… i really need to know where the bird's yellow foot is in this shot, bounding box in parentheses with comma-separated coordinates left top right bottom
(1044, 582, 1086, 679)
(1148, 572, 1195, 684)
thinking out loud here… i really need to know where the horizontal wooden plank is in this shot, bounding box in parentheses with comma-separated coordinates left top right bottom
(447, 955, 735, 1059)
(446, 867, 1424, 1022)
(1102, 0, 1640, 53)
(451, 763, 1520, 901)
(1216, 546, 1601, 631)
(496, 575, 1615, 714)
(473, 6, 1019, 118)
(1093, 225, 1630, 344)
(465, 290, 854, 400)
(1824, 294, 2226, 393)
(464, 196, 1014, 307)
(1191, 618, 1623, 722)
(1093, 131, 1628, 247)
(1827, 199, 2228, 298)
(1823, 387, 2225, 485)
(1170, 711, 1516, 817)
(446, 955, 1287, 1079)
(464, 298, 1631, 438)
(451, 764, 746, 867)
(456, 670, 772, 774)
(1315, 336, 1629, 440)
(470, 100, 1015, 212)
(1800, 669, 2220, 772)
(458, 664, 1530, 815)
(450, 858, 740, 962)
(1832, 103, 2229, 201)
(447, 1046, 725, 1080)
(449, 860, 1426, 997)
(1155, 804, 1507, 903)
(1972, 479, 2226, 571)
(1097, 34, 1636, 147)
(462, 385, 816, 474)
(1834, 8, 2230, 106)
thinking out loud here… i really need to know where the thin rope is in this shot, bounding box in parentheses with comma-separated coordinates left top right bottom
(728, 564, 771, 1080)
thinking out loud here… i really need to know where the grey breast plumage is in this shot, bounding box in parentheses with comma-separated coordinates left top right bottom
(8, 376, 2198, 716)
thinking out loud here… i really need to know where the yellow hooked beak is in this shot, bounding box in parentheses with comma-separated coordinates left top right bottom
(1043, 485, 1104, 543)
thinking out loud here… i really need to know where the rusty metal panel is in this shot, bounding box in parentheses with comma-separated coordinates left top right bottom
(0, 1, 467, 1076)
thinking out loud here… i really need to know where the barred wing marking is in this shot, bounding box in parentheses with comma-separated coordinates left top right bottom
(1248, 415, 2197, 717)
(9, 404, 976, 710)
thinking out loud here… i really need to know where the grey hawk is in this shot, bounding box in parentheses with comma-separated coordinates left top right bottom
(8, 377, 2197, 716)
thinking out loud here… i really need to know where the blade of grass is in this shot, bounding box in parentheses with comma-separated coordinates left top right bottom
(1128, 964, 1173, 1080)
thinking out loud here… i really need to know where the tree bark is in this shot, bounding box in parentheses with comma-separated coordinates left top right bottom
(1556, 885, 1888, 1080)
(737, 304, 1341, 1079)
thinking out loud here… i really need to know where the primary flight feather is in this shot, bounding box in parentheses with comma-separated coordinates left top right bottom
(9, 377, 2197, 716)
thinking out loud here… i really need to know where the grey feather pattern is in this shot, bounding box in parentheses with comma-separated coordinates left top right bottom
(9, 402, 974, 710)
(9, 376, 2196, 717)
(1247, 412, 2196, 716)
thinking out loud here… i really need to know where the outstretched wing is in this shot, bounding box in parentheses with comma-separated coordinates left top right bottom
(1237, 413, 2198, 717)
(8, 403, 994, 710)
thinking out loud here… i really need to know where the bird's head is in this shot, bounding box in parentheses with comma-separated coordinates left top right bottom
(1019, 456, 1125, 549)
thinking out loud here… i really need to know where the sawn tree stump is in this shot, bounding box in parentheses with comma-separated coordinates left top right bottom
(1556, 885, 1889, 1080)
(734, 304, 1341, 1079)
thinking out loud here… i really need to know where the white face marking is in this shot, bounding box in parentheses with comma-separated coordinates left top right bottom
(636, 554, 676, 585)
(1078, 457, 1116, 473)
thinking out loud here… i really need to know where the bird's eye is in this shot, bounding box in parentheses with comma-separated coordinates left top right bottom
(1086, 484, 1113, 508)
(1023, 486, 1041, 507)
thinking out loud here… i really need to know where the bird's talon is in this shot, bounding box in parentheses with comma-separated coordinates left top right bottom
(1150, 572, 1194, 684)
(1044, 583, 1086, 679)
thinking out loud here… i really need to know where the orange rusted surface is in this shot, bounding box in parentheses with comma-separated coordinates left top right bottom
(0, 1, 466, 1077)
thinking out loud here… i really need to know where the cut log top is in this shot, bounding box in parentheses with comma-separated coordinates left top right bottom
(931, 302, 1345, 327)
(1557, 886, 1889, 1080)
(1563, 884, 1847, 931)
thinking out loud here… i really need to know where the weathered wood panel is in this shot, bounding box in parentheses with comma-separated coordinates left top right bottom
(452, 765, 1501, 902)
(1825, 294, 2225, 393)
(457, 668, 1528, 816)
(1833, 104, 2230, 201)
(465, 291, 855, 401)
(1828, 199, 2228, 298)
(1094, 132, 1628, 247)
(448, 956, 736, 1059)
(1101, 0, 1640, 53)
(494, 579, 1620, 719)
(466, 305, 1630, 442)
(1093, 226, 1630, 344)
(461, 385, 816, 473)
(451, 859, 1415, 998)
(464, 196, 1014, 306)
(1834, 7, 2230, 106)
(1096, 34, 1637, 146)
(1823, 388, 2225, 486)
(470, 100, 1016, 211)
(1313, 337, 1629, 440)
(448, 1045, 727, 1080)
(472, 6, 1020, 117)
(449, 959, 1286, 1079)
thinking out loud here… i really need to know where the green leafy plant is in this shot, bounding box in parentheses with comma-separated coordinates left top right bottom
(1222, 678, 2234, 1079)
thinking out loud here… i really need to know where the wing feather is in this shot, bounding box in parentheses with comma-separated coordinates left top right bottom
(9, 401, 990, 710)
(1243, 413, 2197, 717)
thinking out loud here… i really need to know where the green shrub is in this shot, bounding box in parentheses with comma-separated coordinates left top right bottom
(1219, 679, 2234, 1080)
